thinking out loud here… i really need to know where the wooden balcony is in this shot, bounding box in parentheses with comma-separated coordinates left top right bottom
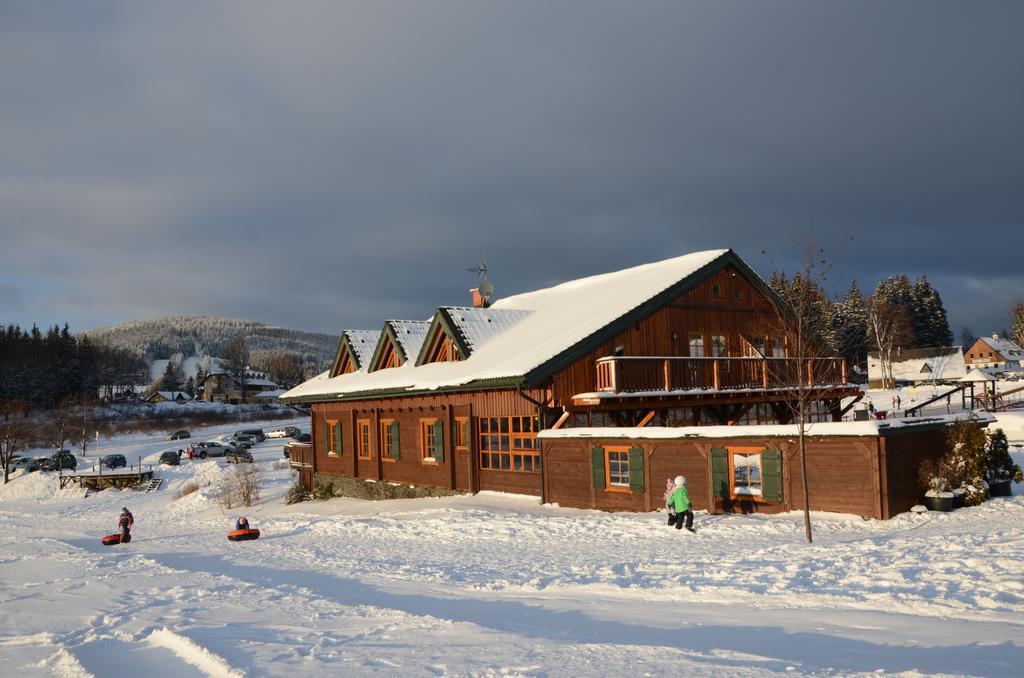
(594, 356, 848, 394)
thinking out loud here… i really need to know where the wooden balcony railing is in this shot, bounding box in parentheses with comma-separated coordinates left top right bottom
(594, 356, 848, 393)
(288, 443, 314, 469)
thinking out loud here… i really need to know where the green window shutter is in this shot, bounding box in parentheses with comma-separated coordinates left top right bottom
(433, 421, 445, 462)
(321, 421, 329, 456)
(390, 421, 401, 460)
(762, 448, 783, 502)
(628, 447, 645, 493)
(334, 422, 343, 455)
(591, 446, 606, 489)
(711, 447, 728, 497)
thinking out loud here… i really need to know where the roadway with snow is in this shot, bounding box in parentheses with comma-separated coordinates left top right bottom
(0, 415, 1022, 676)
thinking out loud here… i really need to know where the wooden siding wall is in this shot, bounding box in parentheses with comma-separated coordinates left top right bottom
(311, 389, 545, 496)
(543, 434, 886, 519)
(551, 266, 784, 404)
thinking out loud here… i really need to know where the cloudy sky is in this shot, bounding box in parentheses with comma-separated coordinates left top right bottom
(1, 1, 1022, 339)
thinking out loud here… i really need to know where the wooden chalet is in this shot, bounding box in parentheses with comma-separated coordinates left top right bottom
(282, 249, 952, 518)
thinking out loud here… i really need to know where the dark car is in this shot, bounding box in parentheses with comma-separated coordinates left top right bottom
(101, 454, 127, 469)
(239, 428, 266, 443)
(40, 450, 77, 472)
(158, 450, 181, 465)
(226, 448, 254, 464)
(283, 432, 311, 458)
(166, 430, 191, 441)
(9, 455, 41, 473)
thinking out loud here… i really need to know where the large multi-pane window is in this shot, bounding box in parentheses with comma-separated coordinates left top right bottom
(380, 419, 396, 459)
(420, 419, 438, 460)
(771, 337, 786, 358)
(479, 416, 539, 472)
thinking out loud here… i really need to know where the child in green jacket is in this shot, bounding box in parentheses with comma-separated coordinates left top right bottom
(669, 476, 695, 532)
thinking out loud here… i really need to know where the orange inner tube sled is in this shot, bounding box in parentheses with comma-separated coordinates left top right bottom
(101, 533, 129, 545)
(227, 528, 260, 541)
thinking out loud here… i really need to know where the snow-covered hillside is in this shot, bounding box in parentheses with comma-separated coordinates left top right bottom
(0, 420, 1022, 676)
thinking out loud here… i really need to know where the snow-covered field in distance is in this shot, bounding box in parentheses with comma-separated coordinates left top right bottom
(1, 417, 1022, 676)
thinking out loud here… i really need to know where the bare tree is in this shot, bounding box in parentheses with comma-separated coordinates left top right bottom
(1010, 299, 1024, 349)
(763, 238, 852, 544)
(42, 397, 74, 450)
(256, 353, 305, 390)
(221, 338, 251, 403)
(867, 294, 912, 390)
(0, 401, 35, 484)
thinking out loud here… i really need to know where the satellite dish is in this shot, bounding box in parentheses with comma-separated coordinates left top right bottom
(478, 280, 495, 299)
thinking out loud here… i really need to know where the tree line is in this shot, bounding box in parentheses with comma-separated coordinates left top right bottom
(770, 273, 955, 371)
(0, 324, 148, 407)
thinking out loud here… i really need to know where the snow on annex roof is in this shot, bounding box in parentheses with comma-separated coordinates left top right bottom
(283, 249, 729, 401)
(387, 320, 430, 361)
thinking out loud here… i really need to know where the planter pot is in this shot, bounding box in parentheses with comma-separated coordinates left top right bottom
(989, 480, 1013, 497)
(924, 495, 954, 512)
(952, 492, 966, 509)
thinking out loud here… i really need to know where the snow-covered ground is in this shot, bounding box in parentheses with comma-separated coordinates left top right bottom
(1, 418, 1023, 676)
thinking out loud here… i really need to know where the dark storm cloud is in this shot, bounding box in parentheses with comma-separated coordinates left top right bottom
(1, 1, 1022, 337)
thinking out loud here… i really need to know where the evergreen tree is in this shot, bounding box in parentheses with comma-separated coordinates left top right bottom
(769, 271, 836, 352)
(184, 376, 196, 398)
(833, 280, 869, 368)
(910, 276, 953, 348)
(160, 360, 185, 392)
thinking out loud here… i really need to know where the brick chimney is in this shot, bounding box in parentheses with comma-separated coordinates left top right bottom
(470, 287, 488, 308)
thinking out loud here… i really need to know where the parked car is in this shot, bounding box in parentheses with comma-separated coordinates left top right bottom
(231, 433, 257, 447)
(9, 455, 41, 473)
(192, 441, 232, 458)
(100, 454, 127, 469)
(239, 428, 266, 443)
(283, 433, 311, 458)
(158, 450, 181, 466)
(39, 450, 77, 472)
(266, 426, 300, 439)
(226, 448, 253, 464)
(166, 430, 191, 441)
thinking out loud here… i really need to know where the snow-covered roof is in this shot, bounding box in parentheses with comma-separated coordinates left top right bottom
(345, 330, 381, 369)
(979, 335, 1024, 359)
(282, 249, 730, 401)
(254, 389, 286, 399)
(960, 368, 996, 382)
(149, 391, 191, 401)
(866, 346, 966, 383)
(538, 412, 996, 440)
(444, 307, 534, 352)
(386, 320, 430, 362)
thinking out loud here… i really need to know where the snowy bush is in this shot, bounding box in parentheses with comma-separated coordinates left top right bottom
(986, 428, 1023, 483)
(218, 466, 262, 508)
(285, 480, 308, 504)
(941, 420, 989, 506)
(918, 458, 951, 495)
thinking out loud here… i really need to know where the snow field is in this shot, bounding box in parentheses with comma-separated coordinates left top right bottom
(0, 418, 1022, 676)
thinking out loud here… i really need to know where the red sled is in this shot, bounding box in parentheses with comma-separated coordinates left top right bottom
(227, 528, 260, 542)
(101, 533, 130, 545)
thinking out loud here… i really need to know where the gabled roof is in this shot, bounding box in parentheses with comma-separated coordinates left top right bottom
(283, 249, 742, 402)
(415, 307, 534, 365)
(978, 335, 1024, 359)
(149, 390, 190, 401)
(368, 320, 431, 371)
(867, 346, 966, 382)
(330, 330, 382, 376)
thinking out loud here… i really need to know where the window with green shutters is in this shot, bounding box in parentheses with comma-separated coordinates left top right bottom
(325, 420, 340, 455)
(381, 419, 399, 460)
(715, 446, 784, 502)
(591, 445, 645, 493)
(389, 421, 401, 460)
(420, 419, 445, 463)
(320, 420, 329, 456)
(334, 421, 343, 456)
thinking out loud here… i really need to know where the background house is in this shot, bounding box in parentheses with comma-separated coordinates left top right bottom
(964, 334, 1024, 375)
(866, 346, 966, 388)
(201, 371, 278, 403)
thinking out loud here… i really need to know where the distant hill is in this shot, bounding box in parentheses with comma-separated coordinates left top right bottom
(83, 316, 338, 379)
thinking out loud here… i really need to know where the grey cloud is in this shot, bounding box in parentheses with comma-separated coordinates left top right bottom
(1, 1, 1022, 336)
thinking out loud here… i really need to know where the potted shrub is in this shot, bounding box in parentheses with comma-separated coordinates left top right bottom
(986, 428, 1022, 497)
(943, 419, 989, 507)
(918, 458, 954, 512)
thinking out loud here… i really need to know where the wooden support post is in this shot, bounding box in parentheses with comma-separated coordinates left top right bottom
(663, 359, 671, 391)
(637, 410, 657, 428)
(806, 360, 814, 386)
(761, 359, 768, 389)
(610, 360, 618, 393)
(551, 410, 570, 430)
(713, 360, 720, 390)
(841, 359, 847, 384)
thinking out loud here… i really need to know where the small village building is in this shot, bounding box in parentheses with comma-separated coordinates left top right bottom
(145, 390, 191, 404)
(282, 249, 960, 518)
(202, 372, 279, 403)
(964, 334, 1024, 375)
(866, 346, 966, 388)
